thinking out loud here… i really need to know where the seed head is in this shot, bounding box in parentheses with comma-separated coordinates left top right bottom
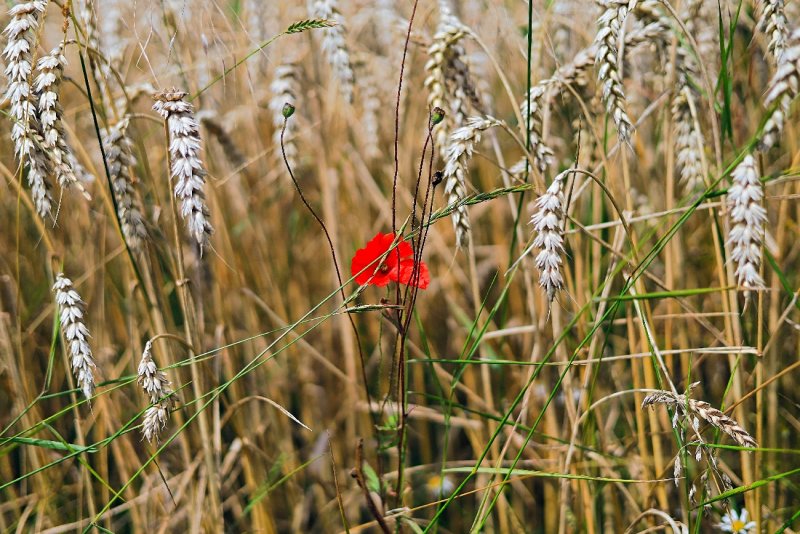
(431, 106, 446, 125)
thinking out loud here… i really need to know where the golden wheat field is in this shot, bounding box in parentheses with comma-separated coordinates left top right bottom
(2, 0, 800, 532)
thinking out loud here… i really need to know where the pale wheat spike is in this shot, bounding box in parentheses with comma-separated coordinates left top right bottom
(138, 340, 175, 406)
(760, 28, 800, 150)
(672, 87, 705, 193)
(53, 273, 97, 400)
(4, 0, 46, 157)
(517, 16, 665, 178)
(424, 12, 469, 155)
(270, 63, 299, 169)
(138, 340, 176, 443)
(198, 111, 246, 171)
(3, 0, 54, 218)
(34, 44, 91, 199)
(520, 83, 555, 175)
(99, 0, 124, 67)
(727, 155, 766, 295)
(307, 0, 354, 103)
(531, 170, 567, 301)
(435, 1, 481, 126)
(103, 117, 148, 251)
(758, 0, 789, 65)
(27, 147, 53, 217)
(642, 390, 757, 448)
(243, 0, 279, 69)
(594, 0, 637, 143)
(442, 116, 502, 248)
(152, 89, 214, 252)
(141, 404, 170, 443)
(80, 0, 100, 53)
(356, 59, 382, 161)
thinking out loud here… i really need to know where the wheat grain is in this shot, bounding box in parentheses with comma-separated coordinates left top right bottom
(3, 0, 55, 219)
(356, 59, 382, 162)
(517, 17, 666, 177)
(672, 87, 705, 193)
(99, 0, 124, 67)
(308, 0, 354, 103)
(138, 340, 175, 404)
(594, 0, 636, 143)
(642, 390, 757, 448)
(138, 340, 176, 443)
(141, 404, 170, 443)
(152, 89, 214, 251)
(34, 44, 90, 199)
(727, 155, 766, 294)
(520, 83, 555, 175)
(425, 11, 470, 156)
(758, 0, 789, 65)
(531, 170, 567, 301)
(760, 28, 800, 150)
(270, 63, 299, 169)
(442, 116, 502, 247)
(103, 117, 147, 251)
(198, 111, 246, 171)
(53, 273, 97, 400)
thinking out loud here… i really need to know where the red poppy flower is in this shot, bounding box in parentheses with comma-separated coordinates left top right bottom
(351, 232, 430, 289)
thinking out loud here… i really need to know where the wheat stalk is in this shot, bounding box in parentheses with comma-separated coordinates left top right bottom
(152, 89, 214, 251)
(53, 273, 97, 400)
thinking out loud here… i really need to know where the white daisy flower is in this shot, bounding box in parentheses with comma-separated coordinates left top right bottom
(717, 508, 756, 534)
(425, 474, 455, 498)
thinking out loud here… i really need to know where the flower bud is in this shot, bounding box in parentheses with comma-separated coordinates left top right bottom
(431, 107, 445, 125)
(282, 102, 296, 119)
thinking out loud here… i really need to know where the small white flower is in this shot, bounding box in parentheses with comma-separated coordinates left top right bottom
(717, 508, 756, 534)
(425, 474, 455, 498)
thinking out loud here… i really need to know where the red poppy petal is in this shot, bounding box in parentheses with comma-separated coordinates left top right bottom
(351, 232, 427, 288)
(397, 259, 430, 289)
(351, 233, 399, 286)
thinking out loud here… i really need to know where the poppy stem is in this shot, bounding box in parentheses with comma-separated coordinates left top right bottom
(279, 115, 376, 447)
(394, 112, 437, 508)
(390, 0, 421, 508)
